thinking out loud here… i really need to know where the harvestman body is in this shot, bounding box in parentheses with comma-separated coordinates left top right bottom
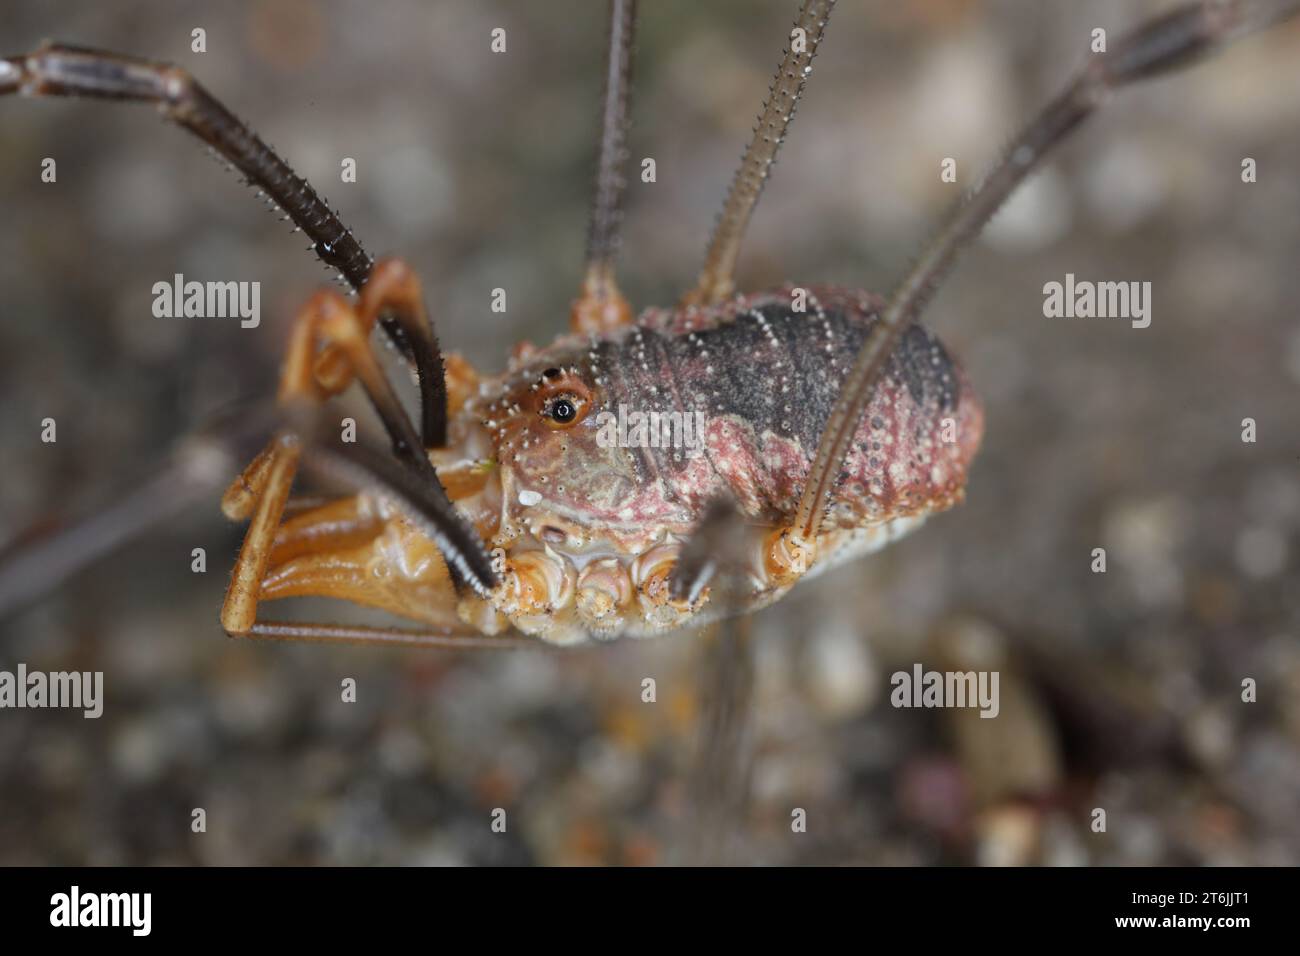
(0, 0, 1295, 647)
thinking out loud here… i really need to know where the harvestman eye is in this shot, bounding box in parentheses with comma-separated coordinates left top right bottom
(545, 395, 582, 425)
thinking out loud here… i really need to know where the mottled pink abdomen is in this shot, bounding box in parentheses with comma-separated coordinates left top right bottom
(606, 286, 983, 529)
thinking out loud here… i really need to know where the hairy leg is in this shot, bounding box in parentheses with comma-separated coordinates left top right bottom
(0, 46, 450, 447)
(571, 0, 638, 335)
(683, 0, 836, 307)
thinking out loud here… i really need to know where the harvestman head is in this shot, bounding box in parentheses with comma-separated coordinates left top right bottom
(0, 0, 1297, 647)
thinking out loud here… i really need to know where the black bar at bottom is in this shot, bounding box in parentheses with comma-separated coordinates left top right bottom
(0, 866, 1288, 942)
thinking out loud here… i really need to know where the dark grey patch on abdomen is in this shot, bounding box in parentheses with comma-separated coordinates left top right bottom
(655, 302, 961, 450)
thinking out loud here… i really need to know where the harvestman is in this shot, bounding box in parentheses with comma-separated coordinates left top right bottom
(0, 0, 1295, 647)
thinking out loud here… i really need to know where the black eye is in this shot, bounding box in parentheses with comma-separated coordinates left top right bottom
(550, 398, 577, 423)
(542, 367, 561, 380)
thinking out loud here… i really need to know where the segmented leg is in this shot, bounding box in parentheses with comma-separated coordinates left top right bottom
(683, 0, 836, 307)
(222, 291, 347, 636)
(570, 0, 638, 335)
(0, 431, 237, 617)
(669, 496, 747, 604)
(222, 435, 301, 635)
(0, 45, 451, 449)
(0, 43, 368, 286)
(793, 0, 1300, 544)
(682, 616, 755, 864)
(676, 503, 759, 863)
(668, 495, 808, 616)
(221, 289, 496, 638)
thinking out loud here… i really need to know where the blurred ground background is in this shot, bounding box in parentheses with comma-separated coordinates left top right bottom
(0, 0, 1298, 865)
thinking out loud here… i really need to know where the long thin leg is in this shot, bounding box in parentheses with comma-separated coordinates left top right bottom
(0, 45, 450, 447)
(669, 506, 758, 863)
(245, 620, 533, 650)
(683, 0, 836, 307)
(571, 0, 638, 335)
(793, 0, 1300, 543)
(669, 496, 747, 604)
(0, 44, 369, 286)
(682, 616, 755, 865)
(0, 433, 233, 617)
(0, 404, 275, 618)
